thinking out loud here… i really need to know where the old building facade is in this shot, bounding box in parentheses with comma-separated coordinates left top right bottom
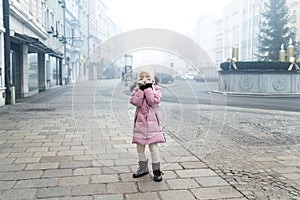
(0, 0, 120, 107)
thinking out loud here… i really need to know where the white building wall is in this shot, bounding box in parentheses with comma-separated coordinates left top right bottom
(0, 0, 4, 106)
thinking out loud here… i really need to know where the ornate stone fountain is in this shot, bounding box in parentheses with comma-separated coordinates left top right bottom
(218, 41, 300, 95)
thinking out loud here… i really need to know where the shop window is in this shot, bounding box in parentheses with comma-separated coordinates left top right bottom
(28, 53, 38, 92)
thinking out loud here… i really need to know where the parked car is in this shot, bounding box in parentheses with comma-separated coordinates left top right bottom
(156, 73, 174, 84)
(183, 72, 196, 80)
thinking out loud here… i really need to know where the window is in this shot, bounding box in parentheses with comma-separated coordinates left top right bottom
(41, 1, 46, 27)
(29, 0, 33, 13)
(46, 9, 54, 33)
(36, 0, 39, 22)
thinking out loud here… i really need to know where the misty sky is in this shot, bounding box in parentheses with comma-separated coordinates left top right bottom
(103, 0, 233, 35)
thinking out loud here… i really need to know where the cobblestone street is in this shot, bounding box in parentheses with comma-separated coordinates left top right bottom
(0, 80, 299, 199)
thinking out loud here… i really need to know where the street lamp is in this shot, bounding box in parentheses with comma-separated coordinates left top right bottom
(170, 62, 174, 77)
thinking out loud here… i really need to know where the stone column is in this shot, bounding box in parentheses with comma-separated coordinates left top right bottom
(21, 45, 29, 97)
(38, 52, 46, 91)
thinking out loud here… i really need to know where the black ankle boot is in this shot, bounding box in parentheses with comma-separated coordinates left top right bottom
(152, 162, 163, 182)
(153, 169, 163, 182)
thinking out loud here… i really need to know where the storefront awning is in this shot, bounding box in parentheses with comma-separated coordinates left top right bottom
(11, 33, 64, 58)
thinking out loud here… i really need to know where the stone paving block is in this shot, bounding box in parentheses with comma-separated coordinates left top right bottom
(14, 157, 41, 163)
(14, 178, 58, 189)
(163, 156, 199, 162)
(49, 146, 70, 151)
(37, 186, 72, 198)
(73, 167, 101, 175)
(276, 155, 300, 160)
(43, 169, 73, 178)
(112, 143, 134, 149)
(57, 150, 84, 156)
(106, 148, 128, 154)
(180, 161, 207, 169)
(33, 151, 57, 157)
(0, 170, 42, 180)
(251, 156, 278, 162)
(62, 142, 83, 146)
(94, 194, 123, 200)
(114, 158, 138, 165)
(0, 180, 16, 191)
(137, 180, 169, 192)
(125, 192, 158, 200)
(73, 154, 95, 161)
(175, 168, 218, 178)
(84, 149, 106, 155)
(6, 139, 32, 144)
(191, 186, 244, 199)
(195, 176, 229, 187)
(59, 160, 93, 169)
(25, 162, 59, 170)
(0, 147, 26, 153)
(126, 148, 137, 153)
(41, 196, 93, 200)
(161, 171, 178, 179)
(110, 136, 130, 141)
(102, 166, 131, 174)
(281, 173, 300, 181)
(14, 142, 42, 148)
(70, 145, 89, 150)
(119, 152, 137, 159)
(272, 166, 299, 174)
(107, 182, 138, 194)
(166, 178, 199, 189)
(0, 164, 26, 172)
(8, 152, 33, 158)
(71, 184, 106, 196)
(91, 174, 119, 183)
(96, 153, 120, 159)
(279, 160, 300, 167)
(26, 147, 49, 152)
(162, 163, 183, 170)
(92, 159, 114, 167)
(0, 153, 9, 158)
(0, 140, 7, 144)
(0, 158, 16, 164)
(40, 155, 73, 163)
(0, 143, 14, 149)
(0, 188, 37, 199)
(159, 190, 196, 200)
(58, 176, 90, 186)
(119, 173, 151, 182)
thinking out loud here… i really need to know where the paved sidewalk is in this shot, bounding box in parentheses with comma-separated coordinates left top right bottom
(0, 81, 246, 200)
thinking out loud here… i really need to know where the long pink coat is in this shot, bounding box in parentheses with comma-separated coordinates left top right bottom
(130, 85, 166, 145)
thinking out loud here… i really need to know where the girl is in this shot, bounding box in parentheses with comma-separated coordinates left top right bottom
(130, 71, 166, 182)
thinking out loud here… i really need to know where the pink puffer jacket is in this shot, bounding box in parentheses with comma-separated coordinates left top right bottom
(130, 85, 166, 145)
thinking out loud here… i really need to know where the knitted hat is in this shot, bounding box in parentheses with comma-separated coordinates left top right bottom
(137, 67, 155, 81)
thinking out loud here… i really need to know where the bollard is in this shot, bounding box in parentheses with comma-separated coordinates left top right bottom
(9, 85, 15, 104)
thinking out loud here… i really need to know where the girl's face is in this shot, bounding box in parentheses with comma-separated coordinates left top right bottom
(139, 72, 151, 80)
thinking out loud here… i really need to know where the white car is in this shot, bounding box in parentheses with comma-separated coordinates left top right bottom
(183, 73, 196, 80)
